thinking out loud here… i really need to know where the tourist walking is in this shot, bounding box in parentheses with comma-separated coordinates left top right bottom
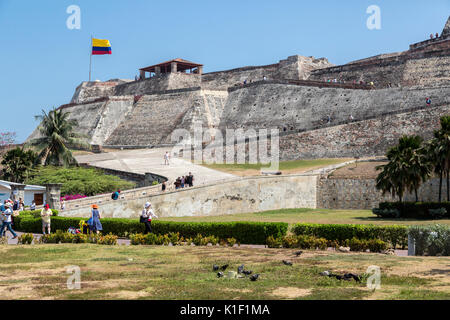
(164, 151, 170, 165)
(0, 203, 17, 239)
(181, 176, 185, 188)
(30, 200, 36, 211)
(187, 172, 194, 187)
(60, 199, 66, 211)
(162, 181, 166, 192)
(140, 202, 158, 234)
(41, 204, 52, 235)
(89, 204, 103, 234)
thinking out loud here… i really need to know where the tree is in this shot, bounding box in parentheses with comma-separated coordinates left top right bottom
(1, 147, 37, 183)
(428, 116, 450, 202)
(27, 108, 90, 166)
(376, 135, 431, 202)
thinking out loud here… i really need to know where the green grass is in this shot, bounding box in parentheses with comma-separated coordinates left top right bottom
(201, 159, 350, 173)
(159, 208, 450, 226)
(0, 244, 447, 300)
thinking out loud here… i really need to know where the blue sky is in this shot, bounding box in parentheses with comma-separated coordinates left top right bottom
(0, 0, 449, 142)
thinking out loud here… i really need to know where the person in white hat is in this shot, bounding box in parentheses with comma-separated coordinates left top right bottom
(0, 202, 18, 239)
(140, 202, 158, 234)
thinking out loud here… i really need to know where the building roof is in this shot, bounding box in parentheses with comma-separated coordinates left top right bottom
(0, 180, 46, 191)
(140, 58, 203, 73)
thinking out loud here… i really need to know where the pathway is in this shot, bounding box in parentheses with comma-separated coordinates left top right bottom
(75, 147, 236, 186)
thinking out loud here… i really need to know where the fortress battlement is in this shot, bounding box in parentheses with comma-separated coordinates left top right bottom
(28, 17, 450, 161)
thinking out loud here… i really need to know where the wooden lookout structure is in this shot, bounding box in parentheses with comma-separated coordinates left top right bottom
(139, 58, 203, 79)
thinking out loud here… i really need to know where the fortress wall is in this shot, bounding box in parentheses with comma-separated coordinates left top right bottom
(61, 174, 318, 219)
(309, 56, 409, 88)
(201, 55, 333, 90)
(114, 73, 201, 96)
(309, 40, 450, 88)
(30, 97, 135, 145)
(104, 89, 226, 147)
(71, 80, 131, 104)
(278, 103, 450, 160)
(318, 177, 447, 210)
(218, 82, 449, 135)
(105, 91, 198, 146)
(165, 90, 229, 144)
(89, 97, 135, 145)
(402, 55, 450, 87)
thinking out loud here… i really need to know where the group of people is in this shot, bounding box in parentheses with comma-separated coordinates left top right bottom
(0, 199, 54, 239)
(430, 33, 440, 39)
(174, 173, 194, 189)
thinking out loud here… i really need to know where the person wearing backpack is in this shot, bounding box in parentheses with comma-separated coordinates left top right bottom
(140, 202, 158, 234)
(111, 190, 121, 201)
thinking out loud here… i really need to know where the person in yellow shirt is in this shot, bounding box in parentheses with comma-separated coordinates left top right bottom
(41, 204, 52, 235)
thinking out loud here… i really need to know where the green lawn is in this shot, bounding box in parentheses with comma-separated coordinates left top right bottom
(0, 244, 448, 300)
(160, 208, 450, 226)
(201, 159, 351, 175)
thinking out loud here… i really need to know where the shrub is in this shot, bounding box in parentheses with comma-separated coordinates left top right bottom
(208, 235, 219, 246)
(282, 235, 298, 248)
(372, 208, 400, 218)
(26, 166, 135, 196)
(97, 233, 118, 245)
(292, 223, 407, 249)
(266, 235, 282, 248)
(168, 232, 180, 246)
(17, 233, 34, 245)
(409, 225, 450, 256)
(367, 239, 388, 253)
(14, 217, 287, 245)
(227, 238, 237, 247)
(429, 208, 447, 220)
(378, 202, 450, 219)
(19, 209, 59, 218)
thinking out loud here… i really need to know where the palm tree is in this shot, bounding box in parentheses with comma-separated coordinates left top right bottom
(376, 135, 431, 202)
(429, 116, 450, 202)
(27, 108, 90, 166)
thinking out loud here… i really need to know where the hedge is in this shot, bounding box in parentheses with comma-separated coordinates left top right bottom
(12, 216, 288, 245)
(378, 202, 450, 219)
(292, 223, 408, 249)
(18, 209, 59, 218)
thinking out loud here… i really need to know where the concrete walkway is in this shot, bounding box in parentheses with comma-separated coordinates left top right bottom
(75, 147, 236, 186)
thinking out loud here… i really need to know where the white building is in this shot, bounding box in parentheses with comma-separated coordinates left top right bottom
(0, 180, 47, 206)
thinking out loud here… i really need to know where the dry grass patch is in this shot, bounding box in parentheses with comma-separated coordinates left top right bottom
(272, 287, 311, 299)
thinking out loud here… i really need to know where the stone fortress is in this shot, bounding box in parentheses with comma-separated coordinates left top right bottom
(28, 17, 450, 161)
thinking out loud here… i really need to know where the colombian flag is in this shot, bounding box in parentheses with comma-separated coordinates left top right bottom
(92, 38, 112, 55)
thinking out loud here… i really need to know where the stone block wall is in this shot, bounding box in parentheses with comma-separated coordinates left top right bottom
(318, 177, 449, 210)
(114, 73, 201, 96)
(61, 174, 318, 218)
(71, 80, 131, 104)
(278, 103, 450, 160)
(218, 81, 449, 137)
(309, 39, 450, 88)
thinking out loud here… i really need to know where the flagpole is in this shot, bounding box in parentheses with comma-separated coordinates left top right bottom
(89, 35, 93, 82)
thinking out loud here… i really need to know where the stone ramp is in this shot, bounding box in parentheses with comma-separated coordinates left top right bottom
(75, 147, 236, 186)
